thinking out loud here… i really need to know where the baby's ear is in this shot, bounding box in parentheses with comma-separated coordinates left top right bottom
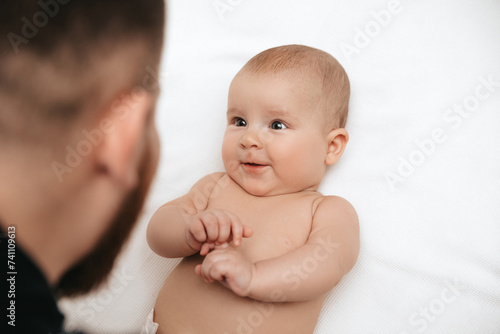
(325, 128, 349, 165)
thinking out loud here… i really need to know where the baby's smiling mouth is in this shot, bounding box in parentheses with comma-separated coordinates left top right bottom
(241, 161, 269, 172)
(244, 162, 264, 167)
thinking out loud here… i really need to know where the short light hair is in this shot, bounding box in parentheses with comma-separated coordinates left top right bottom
(242, 44, 350, 129)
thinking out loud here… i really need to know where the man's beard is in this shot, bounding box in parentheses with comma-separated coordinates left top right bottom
(56, 141, 157, 297)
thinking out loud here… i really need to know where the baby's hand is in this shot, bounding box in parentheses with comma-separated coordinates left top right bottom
(186, 209, 253, 255)
(194, 244, 255, 297)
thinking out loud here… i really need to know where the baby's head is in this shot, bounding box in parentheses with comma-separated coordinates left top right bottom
(222, 45, 351, 196)
(241, 44, 350, 130)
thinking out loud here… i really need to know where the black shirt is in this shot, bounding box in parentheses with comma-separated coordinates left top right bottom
(1, 226, 65, 334)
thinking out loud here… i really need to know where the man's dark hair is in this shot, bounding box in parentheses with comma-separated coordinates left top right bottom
(0, 0, 165, 297)
(0, 0, 165, 144)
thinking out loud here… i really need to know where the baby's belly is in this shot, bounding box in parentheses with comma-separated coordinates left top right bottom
(154, 255, 323, 334)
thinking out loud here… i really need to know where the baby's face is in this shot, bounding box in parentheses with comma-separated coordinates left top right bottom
(222, 70, 330, 196)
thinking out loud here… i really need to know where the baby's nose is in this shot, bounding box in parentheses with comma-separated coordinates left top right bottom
(239, 128, 262, 149)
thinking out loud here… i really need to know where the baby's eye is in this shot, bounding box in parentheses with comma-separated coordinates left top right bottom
(270, 121, 287, 130)
(233, 117, 247, 127)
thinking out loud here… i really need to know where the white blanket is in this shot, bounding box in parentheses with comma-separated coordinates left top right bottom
(60, 0, 500, 333)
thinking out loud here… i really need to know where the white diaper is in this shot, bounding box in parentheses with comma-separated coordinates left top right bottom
(140, 308, 159, 334)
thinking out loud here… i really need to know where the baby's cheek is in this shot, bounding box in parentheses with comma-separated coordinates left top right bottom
(221, 140, 236, 168)
(278, 143, 323, 186)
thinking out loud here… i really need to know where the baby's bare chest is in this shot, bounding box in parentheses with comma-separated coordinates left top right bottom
(206, 182, 320, 262)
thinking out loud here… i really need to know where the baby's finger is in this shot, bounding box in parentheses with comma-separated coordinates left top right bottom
(199, 250, 229, 283)
(200, 263, 216, 283)
(226, 212, 243, 246)
(214, 242, 229, 250)
(189, 220, 207, 243)
(231, 224, 253, 247)
(208, 260, 229, 282)
(200, 242, 213, 256)
(201, 213, 219, 242)
(212, 211, 231, 243)
(194, 264, 202, 277)
(243, 225, 254, 238)
(195, 262, 211, 283)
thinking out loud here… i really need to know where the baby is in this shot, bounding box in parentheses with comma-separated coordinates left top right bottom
(146, 44, 360, 334)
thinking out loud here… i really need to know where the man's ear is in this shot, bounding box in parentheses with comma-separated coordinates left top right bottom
(325, 128, 349, 166)
(94, 88, 153, 189)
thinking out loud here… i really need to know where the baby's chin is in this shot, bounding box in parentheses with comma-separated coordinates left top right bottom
(231, 176, 318, 197)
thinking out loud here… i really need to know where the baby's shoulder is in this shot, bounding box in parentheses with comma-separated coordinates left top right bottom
(310, 195, 357, 222)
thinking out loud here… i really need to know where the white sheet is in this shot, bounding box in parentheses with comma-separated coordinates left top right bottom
(60, 0, 500, 333)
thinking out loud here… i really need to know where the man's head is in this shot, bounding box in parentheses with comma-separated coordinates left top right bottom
(222, 45, 350, 196)
(0, 0, 164, 145)
(0, 0, 165, 296)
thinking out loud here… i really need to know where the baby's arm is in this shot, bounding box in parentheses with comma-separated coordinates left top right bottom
(147, 173, 253, 258)
(196, 196, 359, 302)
